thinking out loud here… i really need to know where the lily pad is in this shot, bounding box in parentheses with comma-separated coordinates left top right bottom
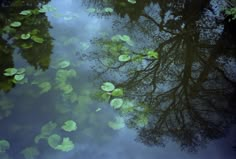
(10, 21, 22, 27)
(110, 98, 123, 109)
(0, 140, 10, 153)
(17, 68, 26, 74)
(21, 43, 33, 49)
(31, 36, 44, 43)
(4, 68, 18, 76)
(48, 134, 61, 149)
(21, 147, 39, 159)
(147, 50, 158, 59)
(57, 60, 70, 68)
(118, 55, 131, 62)
(38, 82, 51, 94)
(14, 74, 25, 81)
(96, 108, 102, 112)
(21, 33, 31, 40)
(20, 10, 32, 16)
(108, 117, 125, 130)
(61, 120, 77, 132)
(111, 88, 124, 96)
(119, 35, 130, 42)
(101, 82, 115, 92)
(128, 0, 136, 4)
(56, 137, 74, 152)
(104, 7, 113, 13)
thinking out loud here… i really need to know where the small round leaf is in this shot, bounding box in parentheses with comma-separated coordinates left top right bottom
(118, 55, 131, 62)
(21, 33, 31, 40)
(110, 98, 123, 109)
(101, 82, 115, 92)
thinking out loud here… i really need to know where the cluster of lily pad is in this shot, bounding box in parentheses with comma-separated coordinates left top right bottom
(34, 120, 77, 152)
(3, 68, 26, 83)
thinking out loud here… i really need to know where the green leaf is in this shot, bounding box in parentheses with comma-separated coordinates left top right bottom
(19, 10, 32, 16)
(4, 68, 18, 76)
(21, 147, 39, 159)
(0, 140, 10, 153)
(111, 88, 124, 96)
(96, 108, 102, 112)
(10, 21, 22, 27)
(21, 33, 31, 40)
(108, 117, 125, 130)
(61, 120, 77, 132)
(17, 68, 26, 74)
(55, 137, 74, 152)
(87, 8, 96, 13)
(21, 43, 33, 49)
(14, 74, 25, 81)
(57, 60, 70, 68)
(31, 36, 44, 43)
(101, 82, 115, 92)
(48, 134, 61, 149)
(104, 7, 113, 13)
(128, 0, 136, 4)
(119, 35, 130, 42)
(118, 55, 131, 62)
(38, 82, 51, 94)
(110, 98, 123, 109)
(147, 50, 158, 59)
(34, 121, 57, 143)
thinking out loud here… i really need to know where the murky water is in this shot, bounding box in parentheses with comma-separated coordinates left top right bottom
(0, 0, 236, 159)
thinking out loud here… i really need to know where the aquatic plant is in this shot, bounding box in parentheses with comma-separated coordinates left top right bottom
(61, 120, 77, 132)
(21, 147, 39, 159)
(0, 140, 10, 153)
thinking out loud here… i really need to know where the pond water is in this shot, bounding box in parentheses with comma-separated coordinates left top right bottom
(0, 0, 236, 159)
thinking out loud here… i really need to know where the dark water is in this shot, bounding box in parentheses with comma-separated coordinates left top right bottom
(0, 0, 236, 159)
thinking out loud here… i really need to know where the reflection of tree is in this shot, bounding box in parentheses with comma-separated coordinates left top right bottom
(90, 0, 236, 151)
(0, 0, 53, 91)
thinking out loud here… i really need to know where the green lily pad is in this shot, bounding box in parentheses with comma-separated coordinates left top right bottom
(61, 120, 77, 132)
(48, 134, 61, 149)
(111, 88, 124, 96)
(55, 137, 74, 152)
(21, 43, 33, 49)
(31, 36, 44, 43)
(101, 82, 115, 92)
(118, 55, 131, 62)
(128, 0, 136, 4)
(21, 147, 39, 159)
(96, 108, 102, 112)
(108, 117, 125, 130)
(147, 50, 158, 59)
(87, 8, 96, 13)
(17, 68, 26, 74)
(57, 60, 70, 68)
(0, 140, 10, 153)
(110, 98, 123, 109)
(21, 33, 31, 40)
(104, 7, 113, 13)
(19, 10, 32, 16)
(14, 74, 25, 81)
(4, 68, 18, 76)
(10, 21, 22, 27)
(34, 121, 57, 143)
(38, 82, 51, 94)
(119, 35, 130, 42)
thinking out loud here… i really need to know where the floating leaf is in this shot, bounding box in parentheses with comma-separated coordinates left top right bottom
(118, 55, 131, 62)
(38, 82, 51, 94)
(57, 60, 70, 68)
(111, 88, 124, 96)
(96, 108, 102, 112)
(21, 43, 33, 49)
(48, 134, 61, 149)
(119, 35, 130, 42)
(101, 82, 115, 92)
(21, 147, 39, 159)
(21, 33, 31, 40)
(87, 8, 96, 13)
(108, 117, 125, 130)
(0, 140, 10, 153)
(147, 50, 158, 59)
(56, 137, 74, 152)
(14, 74, 25, 81)
(110, 98, 123, 109)
(4, 68, 17, 76)
(10, 21, 22, 27)
(31, 36, 44, 43)
(104, 7, 113, 13)
(19, 10, 32, 16)
(17, 68, 26, 74)
(61, 120, 77, 132)
(128, 0, 136, 4)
